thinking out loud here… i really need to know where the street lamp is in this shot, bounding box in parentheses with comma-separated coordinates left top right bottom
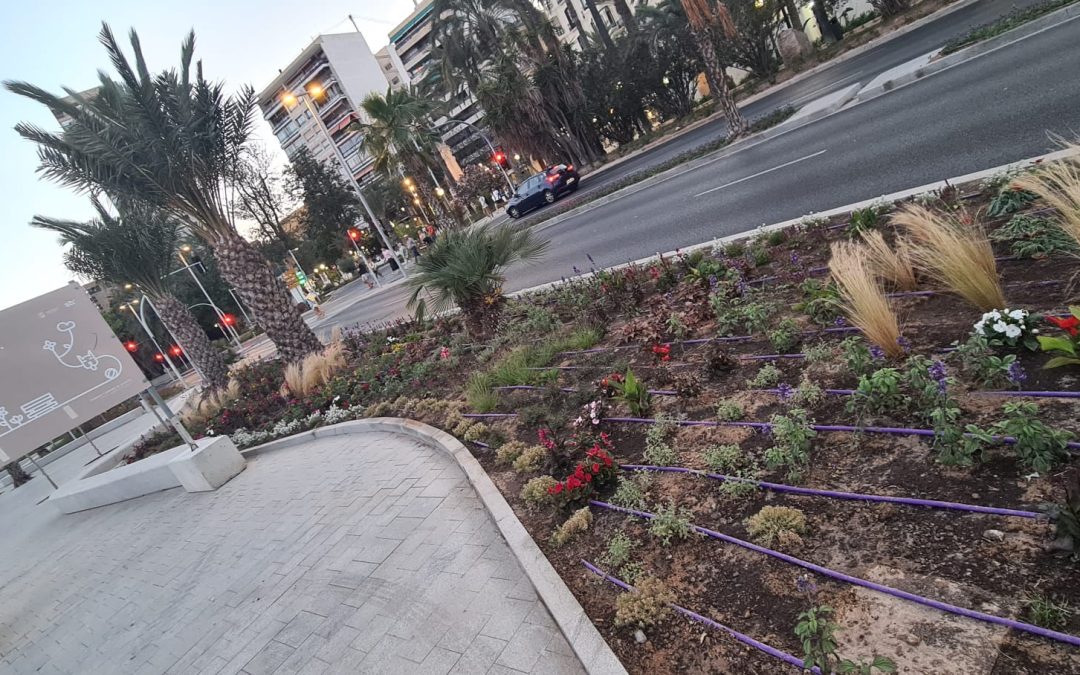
(175, 246, 242, 348)
(280, 85, 406, 279)
(430, 118, 516, 193)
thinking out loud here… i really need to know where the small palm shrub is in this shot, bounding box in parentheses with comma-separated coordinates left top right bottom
(406, 224, 549, 337)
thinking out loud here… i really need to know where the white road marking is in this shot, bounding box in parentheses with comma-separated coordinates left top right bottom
(694, 149, 829, 197)
(788, 72, 863, 106)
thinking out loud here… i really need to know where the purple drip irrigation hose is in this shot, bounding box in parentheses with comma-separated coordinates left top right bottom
(494, 385, 678, 396)
(589, 500, 1080, 648)
(970, 390, 1080, 400)
(554, 327, 859, 357)
(620, 464, 1043, 519)
(580, 560, 814, 673)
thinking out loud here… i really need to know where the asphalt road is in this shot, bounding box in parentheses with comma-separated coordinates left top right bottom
(317, 11, 1080, 333)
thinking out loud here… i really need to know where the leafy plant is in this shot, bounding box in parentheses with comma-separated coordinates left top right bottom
(972, 308, 1038, 351)
(719, 471, 760, 501)
(768, 318, 802, 354)
(953, 334, 1018, 387)
(724, 240, 747, 258)
(795, 278, 843, 326)
(716, 399, 745, 421)
(496, 440, 529, 466)
(990, 215, 1079, 259)
(513, 445, 548, 473)
(551, 507, 592, 547)
(845, 204, 882, 238)
(765, 409, 816, 482)
(665, 313, 688, 340)
(1026, 594, 1072, 629)
(1013, 146, 1080, 251)
(1039, 308, 1080, 369)
(795, 606, 897, 674)
(521, 475, 559, 509)
(612, 474, 651, 509)
(846, 368, 907, 418)
(793, 376, 826, 407)
(613, 369, 652, 416)
(703, 444, 743, 473)
(603, 531, 637, 569)
(1055, 474, 1080, 558)
(648, 501, 695, 546)
(840, 336, 876, 376)
(988, 185, 1038, 216)
(614, 576, 675, 628)
(644, 416, 679, 466)
(746, 505, 807, 547)
(747, 363, 783, 388)
(992, 401, 1074, 473)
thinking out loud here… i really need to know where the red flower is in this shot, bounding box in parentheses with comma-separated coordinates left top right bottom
(603, 456, 613, 467)
(592, 463, 600, 473)
(649, 267, 660, 280)
(1048, 315, 1080, 337)
(549, 483, 563, 495)
(584, 472, 593, 482)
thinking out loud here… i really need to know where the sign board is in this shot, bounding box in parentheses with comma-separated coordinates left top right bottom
(0, 282, 150, 464)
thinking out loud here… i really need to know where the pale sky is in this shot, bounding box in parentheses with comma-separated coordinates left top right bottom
(0, 0, 416, 311)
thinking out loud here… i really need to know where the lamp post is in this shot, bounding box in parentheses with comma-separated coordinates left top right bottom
(175, 245, 242, 349)
(282, 86, 407, 279)
(432, 118, 516, 193)
(347, 228, 382, 287)
(124, 298, 186, 385)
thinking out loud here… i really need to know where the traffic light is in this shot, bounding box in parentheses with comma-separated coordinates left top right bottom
(169, 345, 183, 357)
(347, 227, 363, 242)
(296, 269, 308, 286)
(221, 313, 237, 327)
(153, 353, 165, 363)
(492, 146, 510, 169)
(124, 340, 138, 353)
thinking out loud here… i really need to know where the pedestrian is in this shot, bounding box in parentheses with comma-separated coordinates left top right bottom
(406, 236, 420, 261)
(396, 242, 409, 265)
(383, 247, 400, 272)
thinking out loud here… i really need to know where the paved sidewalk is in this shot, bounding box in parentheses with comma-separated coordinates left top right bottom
(0, 432, 585, 675)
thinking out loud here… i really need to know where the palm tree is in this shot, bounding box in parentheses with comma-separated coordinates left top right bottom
(406, 225, 548, 337)
(4, 25, 321, 362)
(32, 199, 232, 390)
(681, 0, 749, 138)
(354, 87, 440, 180)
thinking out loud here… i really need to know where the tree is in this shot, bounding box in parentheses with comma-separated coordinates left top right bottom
(4, 25, 321, 362)
(285, 148, 365, 262)
(32, 199, 232, 389)
(715, 0, 784, 81)
(353, 87, 441, 181)
(637, 0, 704, 120)
(406, 224, 548, 337)
(234, 144, 295, 249)
(681, 0, 749, 137)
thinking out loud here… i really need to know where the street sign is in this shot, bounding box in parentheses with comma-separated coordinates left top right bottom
(0, 282, 150, 464)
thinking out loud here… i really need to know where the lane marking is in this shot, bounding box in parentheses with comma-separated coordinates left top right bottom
(694, 149, 829, 197)
(787, 72, 863, 106)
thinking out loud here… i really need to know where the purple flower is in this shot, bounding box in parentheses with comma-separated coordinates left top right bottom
(834, 316, 847, 328)
(790, 252, 800, 266)
(1007, 361, 1028, 387)
(708, 274, 719, 289)
(928, 360, 948, 395)
(776, 383, 795, 400)
(897, 336, 912, 352)
(869, 345, 885, 360)
(796, 574, 817, 596)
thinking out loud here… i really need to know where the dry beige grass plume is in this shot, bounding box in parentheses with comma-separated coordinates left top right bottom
(860, 230, 918, 291)
(829, 241, 905, 358)
(1012, 148, 1080, 249)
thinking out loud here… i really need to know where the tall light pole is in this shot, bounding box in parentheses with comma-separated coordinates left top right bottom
(433, 118, 516, 193)
(346, 228, 382, 287)
(282, 86, 407, 279)
(124, 298, 186, 385)
(175, 245, 243, 349)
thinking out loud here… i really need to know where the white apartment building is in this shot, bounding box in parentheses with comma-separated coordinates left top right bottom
(257, 33, 389, 184)
(541, 0, 633, 50)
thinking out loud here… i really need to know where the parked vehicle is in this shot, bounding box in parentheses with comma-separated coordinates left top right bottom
(506, 164, 580, 218)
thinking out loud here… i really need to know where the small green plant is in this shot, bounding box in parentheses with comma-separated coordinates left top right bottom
(612, 473, 651, 509)
(796, 278, 843, 326)
(991, 401, 1074, 473)
(712, 295, 776, 336)
(551, 507, 592, 547)
(746, 362, 783, 388)
(952, 334, 1018, 387)
(1054, 475, 1079, 559)
(746, 505, 807, 548)
(716, 399, 745, 422)
(750, 244, 772, 267)
(614, 576, 675, 628)
(1026, 593, 1072, 629)
(793, 376, 826, 407)
(665, 313, 688, 339)
(768, 318, 802, 354)
(765, 409, 816, 482)
(613, 369, 652, 416)
(618, 560, 646, 584)
(846, 368, 907, 418)
(840, 336, 875, 376)
(845, 204, 882, 238)
(462, 423, 489, 442)
(795, 605, 897, 674)
(990, 215, 1078, 258)
(520, 475, 559, 509)
(603, 531, 637, 569)
(496, 440, 529, 466)
(644, 416, 679, 465)
(719, 470, 760, 501)
(648, 501, 695, 546)
(512, 445, 548, 473)
(724, 240, 747, 258)
(467, 374, 499, 412)
(703, 444, 743, 473)
(803, 340, 836, 364)
(987, 185, 1038, 216)
(766, 228, 789, 247)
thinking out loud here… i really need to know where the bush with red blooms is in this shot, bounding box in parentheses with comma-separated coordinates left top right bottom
(651, 343, 672, 362)
(598, 372, 625, 397)
(1039, 308, 1080, 369)
(547, 434, 619, 506)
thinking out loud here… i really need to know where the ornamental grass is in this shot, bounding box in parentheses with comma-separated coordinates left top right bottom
(828, 242, 905, 359)
(1012, 146, 1080, 251)
(860, 230, 918, 291)
(892, 204, 1006, 311)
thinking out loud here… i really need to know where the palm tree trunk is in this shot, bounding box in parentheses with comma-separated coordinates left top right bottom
(613, 0, 637, 33)
(151, 292, 231, 390)
(212, 230, 322, 362)
(582, 0, 616, 50)
(5, 461, 33, 487)
(693, 30, 749, 138)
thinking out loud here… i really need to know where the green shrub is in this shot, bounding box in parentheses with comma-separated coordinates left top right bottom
(989, 214, 1078, 258)
(703, 444, 743, 473)
(846, 368, 907, 418)
(716, 399, 745, 421)
(496, 440, 529, 466)
(840, 336, 875, 376)
(614, 369, 652, 417)
(992, 401, 1074, 473)
(765, 409, 816, 482)
(512, 445, 548, 473)
(1026, 594, 1072, 629)
(648, 502, 695, 546)
(793, 376, 825, 407)
(521, 475, 559, 509)
(644, 416, 679, 466)
(747, 363, 783, 388)
(551, 507, 592, 547)
(612, 474, 650, 509)
(719, 472, 760, 501)
(746, 505, 807, 547)
(614, 576, 675, 628)
(603, 531, 637, 569)
(768, 318, 802, 354)
(462, 423, 489, 442)
(724, 240, 747, 258)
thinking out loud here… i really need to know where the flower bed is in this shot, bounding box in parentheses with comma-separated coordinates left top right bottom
(196, 168, 1080, 673)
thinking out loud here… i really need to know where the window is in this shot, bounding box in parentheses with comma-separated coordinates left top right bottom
(601, 6, 614, 25)
(564, 7, 579, 29)
(274, 119, 299, 143)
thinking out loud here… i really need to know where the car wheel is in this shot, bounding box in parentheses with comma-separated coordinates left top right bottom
(543, 189, 555, 204)
(508, 207, 520, 218)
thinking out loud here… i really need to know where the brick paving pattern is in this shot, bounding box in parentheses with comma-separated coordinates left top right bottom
(0, 433, 585, 675)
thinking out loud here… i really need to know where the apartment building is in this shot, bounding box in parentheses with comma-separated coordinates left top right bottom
(541, 0, 632, 50)
(257, 33, 389, 184)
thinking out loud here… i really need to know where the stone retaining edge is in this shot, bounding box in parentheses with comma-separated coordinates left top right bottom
(242, 418, 629, 675)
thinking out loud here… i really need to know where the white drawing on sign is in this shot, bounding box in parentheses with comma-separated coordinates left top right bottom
(43, 320, 121, 381)
(0, 407, 26, 433)
(22, 393, 60, 421)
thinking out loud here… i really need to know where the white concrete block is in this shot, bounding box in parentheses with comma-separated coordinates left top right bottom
(50, 446, 186, 514)
(168, 436, 246, 492)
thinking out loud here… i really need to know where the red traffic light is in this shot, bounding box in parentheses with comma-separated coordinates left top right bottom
(347, 227, 362, 241)
(124, 340, 138, 353)
(221, 313, 236, 326)
(169, 345, 183, 357)
(153, 353, 165, 363)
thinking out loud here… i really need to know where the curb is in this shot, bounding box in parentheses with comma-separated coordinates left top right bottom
(243, 418, 629, 675)
(778, 82, 862, 128)
(855, 2, 1080, 101)
(511, 146, 1079, 299)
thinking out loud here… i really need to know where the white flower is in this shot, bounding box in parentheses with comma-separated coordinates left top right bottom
(1004, 324, 1022, 339)
(992, 321, 1009, 333)
(1009, 309, 1026, 321)
(974, 321, 985, 332)
(988, 310, 1002, 321)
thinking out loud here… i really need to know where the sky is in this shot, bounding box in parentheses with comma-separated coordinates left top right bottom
(0, 0, 416, 311)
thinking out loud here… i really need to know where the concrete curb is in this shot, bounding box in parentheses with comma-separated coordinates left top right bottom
(855, 2, 1080, 101)
(780, 82, 863, 128)
(243, 419, 629, 675)
(512, 147, 1079, 299)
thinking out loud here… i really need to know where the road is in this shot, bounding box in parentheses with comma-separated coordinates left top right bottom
(305, 7, 1080, 335)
